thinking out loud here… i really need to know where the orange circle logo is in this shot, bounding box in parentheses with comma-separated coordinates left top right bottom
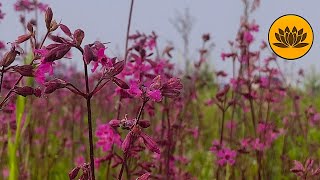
(268, 14, 313, 60)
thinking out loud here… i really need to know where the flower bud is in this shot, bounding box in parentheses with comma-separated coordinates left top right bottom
(44, 44, 71, 62)
(140, 132, 160, 154)
(33, 88, 42, 97)
(122, 131, 134, 152)
(109, 60, 124, 76)
(68, 166, 80, 180)
(73, 29, 85, 46)
(14, 86, 34, 97)
(150, 75, 162, 90)
(50, 20, 59, 32)
(15, 34, 32, 44)
(45, 7, 53, 30)
(44, 79, 67, 94)
(202, 33, 210, 42)
(137, 173, 151, 180)
(109, 119, 120, 128)
(13, 65, 34, 77)
(27, 22, 34, 33)
(83, 45, 94, 64)
(216, 84, 230, 102)
(161, 89, 180, 98)
(162, 78, 183, 90)
(138, 120, 151, 128)
(60, 24, 72, 37)
(0, 47, 20, 67)
(51, 36, 68, 45)
(112, 77, 129, 89)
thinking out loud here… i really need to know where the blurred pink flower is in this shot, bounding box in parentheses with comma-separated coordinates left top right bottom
(147, 89, 162, 102)
(75, 156, 85, 166)
(128, 81, 142, 97)
(243, 31, 254, 44)
(96, 123, 122, 152)
(216, 147, 237, 166)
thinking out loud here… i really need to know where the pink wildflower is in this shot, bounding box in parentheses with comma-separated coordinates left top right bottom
(96, 123, 122, 152)
(216, 147, 237, 166)
(128, 81, 142, 97)
(147, 89, 162, 102)
(243, 31, 254, 44)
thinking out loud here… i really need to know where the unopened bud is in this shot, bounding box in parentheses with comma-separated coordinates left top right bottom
(44, 79, 67, 94)
(15, 34, 32, 44)
(50, 20, 59, 32)
(163, 78, 183, 90)
(73, 29, 84, 46)
(45, 7, 53, 30)
(14, 86, 34, 97)
(122, 131, 134, 152)
(33, 88, 42, 97)
(44, 44, 71, 62)
(109, 60, 124, 76)
(137, 173, 151, 180)
(13, 65, 34, 77)
(112, 77, 129, 89)
(60, 24, 72, 37)
(202, 33, 210, 42)
(140, 132, 160, 154)
(0, 47, 20, 67)
(68, 166, 80, 180)
(27, 22, 34, 33)
(138, 120, 151, 128)
(161, 89, 180, 98)
(109, 119, 121, 128)
(83, 45, 94, 64)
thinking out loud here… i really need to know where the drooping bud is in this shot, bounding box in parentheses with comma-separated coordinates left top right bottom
(290, 160, 304, 175)
(60, 24, 72, 37)
(138, 120, 151, 128)
(33, 88, 42, 97)
(161, 89, 181, 98)
(160, 78, 183, 98)
(140, 132, 160, 154)
(305, 158, 314, 171)
(216, 84, 230, 102)
(0, 47, 20, 67)
(27, 22, 34, 33)
(44, 44, 71, 62)
(162, 78, 183, 90)
(14, 86, 35, 97)
(150, 75, 162, 90)
(73, 29, 85, 46)
(122, 131, 134, 152)
(49, 20, 59, 32)
(202, 33, 210, 42)
(109, 60, 124, 76)
(13, 65, 34, 77)
(15, 34, 32, 44)
(83, 45, 94, 64)
(45, 7, 53, 30)
(68, 166, 80, 180)
(109, 119, 121, 128)
(137, 173, 151, 180)
(112, 77, 129, 89)
(44, 79, 67, 94)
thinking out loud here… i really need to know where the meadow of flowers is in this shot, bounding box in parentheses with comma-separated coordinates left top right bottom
(1, 0, 320, 180)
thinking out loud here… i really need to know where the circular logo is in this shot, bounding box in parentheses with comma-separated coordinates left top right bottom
(268, 14, 313, 60)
